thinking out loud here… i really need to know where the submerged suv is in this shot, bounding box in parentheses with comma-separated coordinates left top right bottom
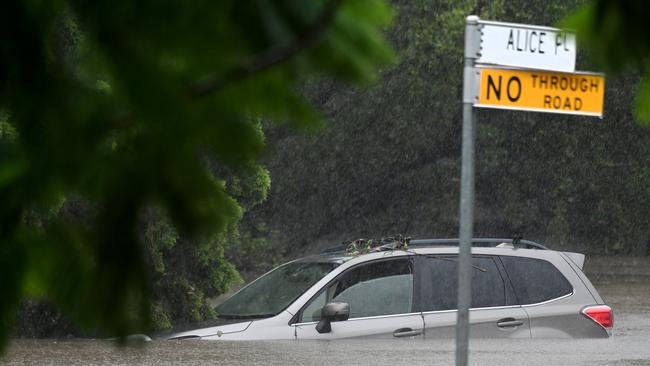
(167, 238, 612, 340)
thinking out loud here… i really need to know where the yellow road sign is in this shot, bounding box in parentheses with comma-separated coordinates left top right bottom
(475, 67, 605, 117)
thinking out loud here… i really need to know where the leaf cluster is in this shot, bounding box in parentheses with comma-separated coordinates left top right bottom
(566, 0, 650, 122)
(0, 0, 395, 348)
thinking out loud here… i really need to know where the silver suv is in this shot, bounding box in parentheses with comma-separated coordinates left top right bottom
(167, 238, 612, 340)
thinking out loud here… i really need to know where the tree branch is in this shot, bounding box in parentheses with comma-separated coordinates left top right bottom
(189, 0, 343, 99)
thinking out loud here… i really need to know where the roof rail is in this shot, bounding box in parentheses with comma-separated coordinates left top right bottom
(407, 238, 550, 250)
(320, 237, 549, 254)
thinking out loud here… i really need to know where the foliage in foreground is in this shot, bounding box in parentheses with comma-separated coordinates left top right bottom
(567, 1, 650, 123)
(0, 0, 395, 347)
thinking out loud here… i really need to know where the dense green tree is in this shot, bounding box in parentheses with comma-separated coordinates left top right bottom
(0, 0, 395, 348)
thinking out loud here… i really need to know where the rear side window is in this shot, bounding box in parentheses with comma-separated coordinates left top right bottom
(501, 256, 573, 305)
(420, 256, 506, 311)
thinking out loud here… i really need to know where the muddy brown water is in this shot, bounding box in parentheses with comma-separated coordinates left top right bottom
(2, 257, 650, 366)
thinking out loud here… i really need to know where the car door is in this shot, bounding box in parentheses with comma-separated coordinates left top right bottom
(294, 257, 425, 339)
(418, 255, 531, 338)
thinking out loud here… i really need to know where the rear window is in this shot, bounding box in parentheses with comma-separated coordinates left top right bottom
(501, 256, 573, 305)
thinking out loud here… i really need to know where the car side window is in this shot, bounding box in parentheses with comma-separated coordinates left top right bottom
(501, 256, 573, 305)
(471, 257, 506, 308)
(299, 259, 414, 322)
(420, 256, 506, 311)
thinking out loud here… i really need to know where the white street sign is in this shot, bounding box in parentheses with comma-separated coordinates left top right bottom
(477, 20, 576, 72)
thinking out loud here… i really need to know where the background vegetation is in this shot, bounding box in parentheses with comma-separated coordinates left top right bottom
(243, 0, 650, 270)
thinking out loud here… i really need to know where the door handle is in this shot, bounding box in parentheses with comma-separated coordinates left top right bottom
(496, 318, 524, 328)
(393, 327, 423, 338)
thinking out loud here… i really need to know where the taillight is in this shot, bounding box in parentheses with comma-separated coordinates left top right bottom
(582, 305, 613, 329)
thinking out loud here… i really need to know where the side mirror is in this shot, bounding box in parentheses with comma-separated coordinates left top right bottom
(316, 302, 350, 334)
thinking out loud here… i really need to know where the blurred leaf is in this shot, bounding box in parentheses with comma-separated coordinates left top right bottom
(566, 1, 650, 122)
(0, 0, 395, 347)
(636, 76, 650, 124)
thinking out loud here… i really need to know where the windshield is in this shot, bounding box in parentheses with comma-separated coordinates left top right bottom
(216, 261, 338, 319)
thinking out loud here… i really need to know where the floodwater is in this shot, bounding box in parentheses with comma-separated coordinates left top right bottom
(2, 257, 650, 366)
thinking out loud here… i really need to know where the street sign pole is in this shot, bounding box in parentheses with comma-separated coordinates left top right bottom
(454, 14, 601, 366)
(457, 14, 480, 366)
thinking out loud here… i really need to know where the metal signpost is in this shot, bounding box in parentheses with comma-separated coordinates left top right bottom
(457, 15, 480, 366)
(456, 15, 605, 366)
